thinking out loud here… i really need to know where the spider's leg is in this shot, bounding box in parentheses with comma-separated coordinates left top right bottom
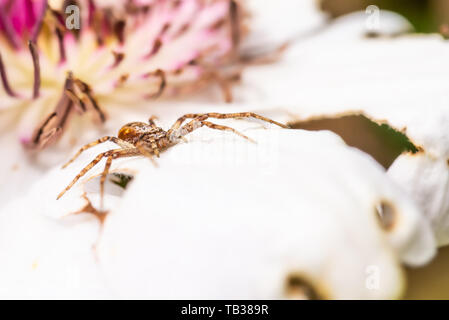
(166, 114, 207, 140)
(200, 121, 256, 143)
(58, 148, 140, 201)
(150, 139, 160, 158)
(190, 112, 289, 128)
(99, 148, 141, 207)
(136, 141, 158, 167)
(168, 112, 288, 138)
(168, 113, 203, 133)
(177, 119, 256, 143)
(148, 115, 159, 126)
(100, 155, 113, 209)
(57, 151, 108, 200)
(62, 137, 132, 169)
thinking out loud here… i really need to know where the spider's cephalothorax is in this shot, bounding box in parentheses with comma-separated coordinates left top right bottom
(118, 122, 170, 148)
(57, 112, 289, 207)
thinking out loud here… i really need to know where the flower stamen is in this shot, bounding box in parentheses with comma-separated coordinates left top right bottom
(65, 88, 86, 113)
(146, 38, 163, 59)
(28, 40, 41, 99)
(145, 69, 166, 99)
(114, 20, 126, 43)
(74, 79, 106, 122)
(55, 27, 67, 63)
(4, 0, 248, 150)
(0, 51, 18, 97)
(28, 72, 106, 149)
(229, 0, 241, 48)
(111, 51, 125, 68)
(32, 112, 58, 145)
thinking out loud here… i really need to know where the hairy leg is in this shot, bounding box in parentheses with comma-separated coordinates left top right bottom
(201, 121, 256, 143)
(150, 139, 160, 157)
(175, 118, 255, 143)
(58, 151, 109, 200)
(200, 112, 288, 128)
(100, 148, 142, 207)
(62, 137, 133, 169)
(100, 156, 113, 209)
(168, 112, 288, 135)
(58, 148, 140, 200)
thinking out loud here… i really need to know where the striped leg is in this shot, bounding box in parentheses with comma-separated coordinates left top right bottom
(199, 112, 289, 128)
(62, 136, 132, 169)
(57, 148, 139, 200)
(100, 155, 113, 209)
(201, 121, 256, 143)
(100, 148, 141, 207)
(176, 118, 256, 143)
(168, 112, 288, 136)
(58, 151, 110, 200)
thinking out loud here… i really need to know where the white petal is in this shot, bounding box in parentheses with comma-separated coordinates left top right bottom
(0, 103, 435, 298)
(389, 154, 449, 246)
(242, 0, 327, 48)
(235, 15, 449, 246)
(94, 114, 433, 299)
(318, 9, 413, 40)
(0, 3, 439, 299)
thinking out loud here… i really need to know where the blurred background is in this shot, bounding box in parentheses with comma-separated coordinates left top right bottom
(321, 0, 449, 33)
(317, 0, 449, 299)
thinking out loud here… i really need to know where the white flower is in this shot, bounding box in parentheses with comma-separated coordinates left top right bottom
(235, 8, 449, 247)
(0, 103, 435, 299)
(0, 1, 442, 300)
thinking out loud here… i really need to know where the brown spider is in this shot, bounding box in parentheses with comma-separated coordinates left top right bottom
(57, 112, 289, 206)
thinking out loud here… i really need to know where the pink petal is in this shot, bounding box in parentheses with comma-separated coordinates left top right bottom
(0, 0, 47, 47)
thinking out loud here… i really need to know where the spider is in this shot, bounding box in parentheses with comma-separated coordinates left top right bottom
(57, 112, 289, 206)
